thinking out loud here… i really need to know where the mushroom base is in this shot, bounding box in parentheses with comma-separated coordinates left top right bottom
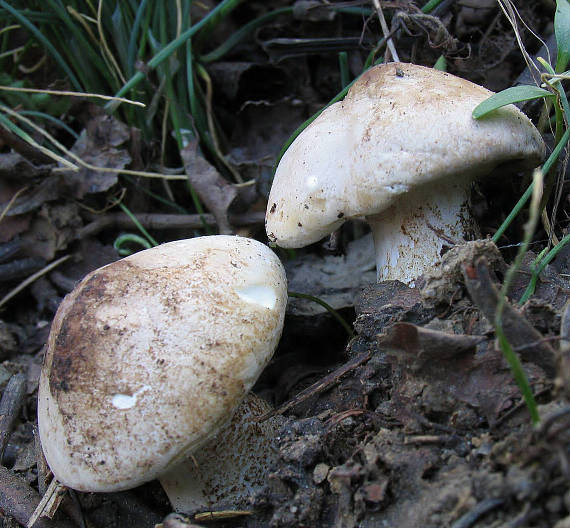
(367, 177, 475, 286)
(159, 394, 284, 512)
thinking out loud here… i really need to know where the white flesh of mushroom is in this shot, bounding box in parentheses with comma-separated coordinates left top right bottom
(367, 176, 472, 285)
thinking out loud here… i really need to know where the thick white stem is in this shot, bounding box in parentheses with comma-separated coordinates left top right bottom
(159, 394, 283, 513)
(367, 178, 473, 285)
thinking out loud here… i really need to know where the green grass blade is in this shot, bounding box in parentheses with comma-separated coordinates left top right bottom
(288, 291, 354, 338)
(519, 232, 570, 303)
(114, 233, 153, 256)
(473, 85, 554, 119)
(555, 0, 570, 72)
(108, 0, 243, 108)
(199, 7, 293, 63)
(0, 0, 82, 90)
(422, 0, 445, 13)
(118, 203, 158, 247)
(127, 0, 150, 77)
(493, 125, 570, 242)
(18, 110, 79, 139)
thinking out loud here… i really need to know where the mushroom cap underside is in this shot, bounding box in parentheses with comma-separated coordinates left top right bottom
(265, 62, 545, 248)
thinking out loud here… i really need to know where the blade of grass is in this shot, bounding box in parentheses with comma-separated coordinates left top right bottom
(338, 51, 350, 88)
(495, 169, 544, 425)
(113, 233, 152, 256)
(519, 232, 570, 303)
(422, 0, 445, 13)
(107, 0, 243, 110)
(472, 85, 554, 119)
(0, 0, 82, 90)
(288, 291, 354, 338)
(127, 0, 149, 77)
(493, 124, 570, 242)
(199, 7, 293, 64)
(118, 202, 158, 247)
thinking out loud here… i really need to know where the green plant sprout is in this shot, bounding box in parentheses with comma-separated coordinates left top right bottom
(471, 0, 570, 425)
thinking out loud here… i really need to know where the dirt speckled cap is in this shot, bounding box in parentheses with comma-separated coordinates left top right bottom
(265, 62, 545, 249)
(38, 235, 287, 492)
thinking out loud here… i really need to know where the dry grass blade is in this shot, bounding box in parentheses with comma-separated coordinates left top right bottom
(496, 0, 549, 84)
(0, 85, 145, 107)
(372, 0, 399, 62)
(1, 106, 185, 180)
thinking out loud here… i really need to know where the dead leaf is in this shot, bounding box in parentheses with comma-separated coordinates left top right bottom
(181, 140, 237, 234)
(63, 114, 131, 199)
(462, 256, 556, 377)
(379, 322, 485, 363)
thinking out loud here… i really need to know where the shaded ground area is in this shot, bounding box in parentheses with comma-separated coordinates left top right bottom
(1, 1, 569, 527)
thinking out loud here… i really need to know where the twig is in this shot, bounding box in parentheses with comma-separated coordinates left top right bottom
(257, 350, 371, 421)
(0, 466, 75, 528)
(0, 373, 26, 464)
(27, 478, 67, 528)
(0, 254, 71, 309)
(77, 211, 265, 239)
(451, 497, 505, 528)
(371, 0, 399, 62)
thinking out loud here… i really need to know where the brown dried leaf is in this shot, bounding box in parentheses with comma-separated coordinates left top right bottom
(64, 115, 131, 199)
(379, 322, 485, 362)
(181, 139, 237, 234)
(381, 322, 545, 426)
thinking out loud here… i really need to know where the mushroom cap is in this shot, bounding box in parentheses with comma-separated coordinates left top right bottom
(265, 62, 546, 248)
(38, 236, 287, 492)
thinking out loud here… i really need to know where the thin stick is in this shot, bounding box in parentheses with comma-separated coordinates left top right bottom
(0, 466, 74, 528)
(0, 373, 26, 464)
(0, 255, 71, 309)
(0, 85, 144, 107)
(372, 0, 399, 62)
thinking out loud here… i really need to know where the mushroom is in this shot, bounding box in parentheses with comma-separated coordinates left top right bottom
(37, 235, 287, 511)
(265, 62, 545, 285)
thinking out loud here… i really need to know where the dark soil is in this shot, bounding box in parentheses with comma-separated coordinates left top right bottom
(1, 2, 570, 528)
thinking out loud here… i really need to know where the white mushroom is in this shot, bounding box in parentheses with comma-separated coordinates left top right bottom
(38, 235, 287, 510)
(265, 62, 545, 285)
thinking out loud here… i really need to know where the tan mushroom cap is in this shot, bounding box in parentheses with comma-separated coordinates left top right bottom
(38, 235, 287, 492)
(266, 62, 545, 248)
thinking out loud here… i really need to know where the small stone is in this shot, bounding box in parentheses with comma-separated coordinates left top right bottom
(313, 463, 329, 484)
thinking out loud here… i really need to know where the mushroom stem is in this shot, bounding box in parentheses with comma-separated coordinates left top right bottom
(367, 177, 474, 285)
(158, 393, 283, 513)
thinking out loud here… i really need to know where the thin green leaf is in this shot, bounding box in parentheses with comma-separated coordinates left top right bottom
(473, 85, 554, 119)
(113, 234, 152, 256)
(519, 232, 570, 304)
(199, 7, 293, 63)
(555, 0, 570, 71)
(288, 291, 354, 338)
(433, 55, 446, 71)
(0, 0, 82, 90)
(118, 203, 158, 247)
(493, 125, 570, 242)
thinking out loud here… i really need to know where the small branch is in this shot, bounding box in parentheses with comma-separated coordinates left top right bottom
(257, 351, 371, 421)
(0, 373, 26, 464)
(372, 0, 399, 62)
(0, 466, 75, 528)
(77, 211, 265, 239)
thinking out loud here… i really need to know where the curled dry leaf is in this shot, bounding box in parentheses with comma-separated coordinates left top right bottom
(63, 114, 131, 199)
(181, 139, 237, 234)
(379, 321, 545, 426)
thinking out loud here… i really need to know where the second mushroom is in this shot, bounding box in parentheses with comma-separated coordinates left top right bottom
(265, 62, 545, 285)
